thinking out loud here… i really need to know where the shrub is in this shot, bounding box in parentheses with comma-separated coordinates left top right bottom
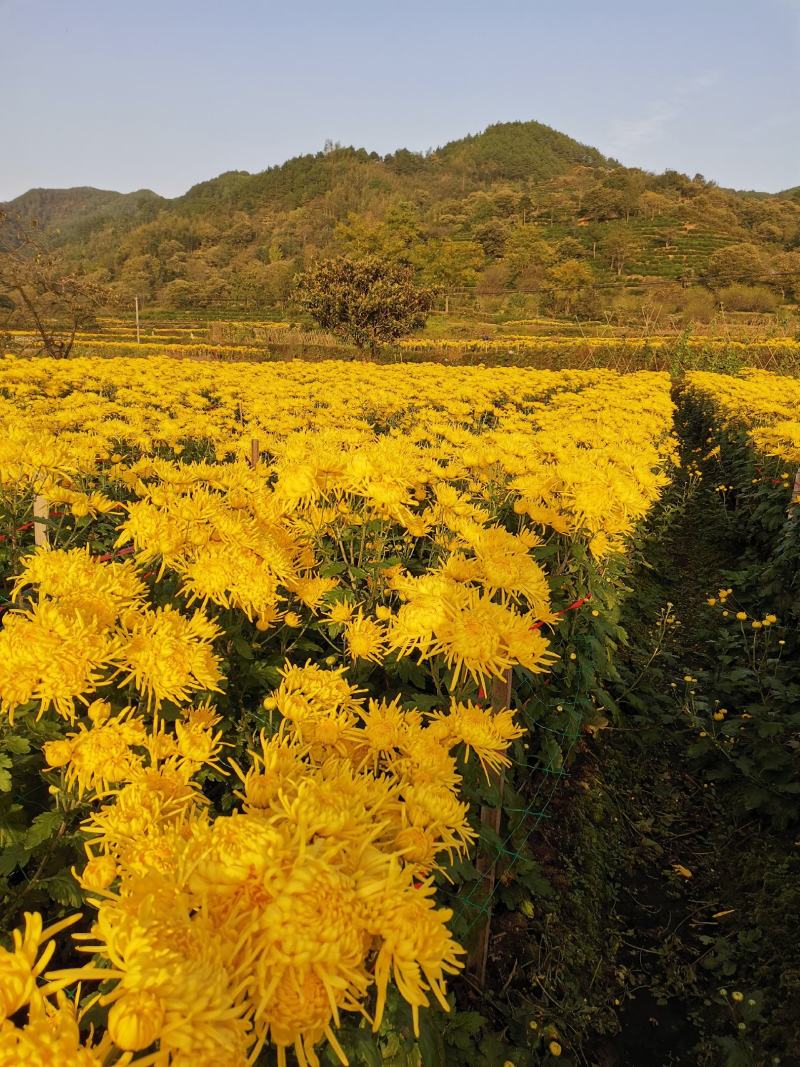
(718, 284, 779, 313)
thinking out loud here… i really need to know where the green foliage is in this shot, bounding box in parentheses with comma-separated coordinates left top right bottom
(704, 242, 767, 287)
(5, 119, 799, 325)
(718, 283, 778, 313)
(436, 119, 608, 181)
(671, 391, 800, 827)
(0, 718, 87, 934)
(293, 255, 434, 350)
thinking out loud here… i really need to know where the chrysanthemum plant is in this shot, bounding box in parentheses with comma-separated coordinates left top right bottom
(0, 358, 677, 1064)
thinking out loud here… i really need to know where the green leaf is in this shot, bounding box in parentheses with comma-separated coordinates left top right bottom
(24, 810, 64, 850)
(346, 1031, 382, 1067)
(231, 635, 254, 660)
(417, 1010, 447, 1067)
(44, 872, 84, 907)
(0, 843, 26, 875)
(257, 665, 284, 687)
(0, 754, 11, 793)
(319, 562, 348, 577)
(595, 688, 621, 716)
(3, 736, 30, 755)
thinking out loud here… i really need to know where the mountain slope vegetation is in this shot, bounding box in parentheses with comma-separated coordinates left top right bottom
(3, 120, 799, 319)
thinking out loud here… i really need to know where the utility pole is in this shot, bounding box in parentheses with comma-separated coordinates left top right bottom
(135, 296, 141, 344)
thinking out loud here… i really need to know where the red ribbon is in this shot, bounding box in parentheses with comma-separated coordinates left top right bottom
(475, 594, 593, 701)
(531, 593, 592, 631)
(0, 510, 67, 543)
(94, 546, 136, 563)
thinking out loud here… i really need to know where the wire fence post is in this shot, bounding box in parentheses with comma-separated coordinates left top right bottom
(467, 667, 512, 986)
(33, 496, 49, 548)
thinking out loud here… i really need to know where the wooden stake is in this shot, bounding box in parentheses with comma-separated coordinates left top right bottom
(33, 495, 49, 548)
(249, 438, 260, 470)
(134, 296, 141, 345)
(467, 667, 512, 986)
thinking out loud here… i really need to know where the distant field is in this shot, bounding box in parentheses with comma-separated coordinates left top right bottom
(5, 314, 800, 374)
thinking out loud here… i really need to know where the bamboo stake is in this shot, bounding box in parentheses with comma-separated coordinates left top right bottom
(33, 495, 49, 547)
(467, 667, 512, 986)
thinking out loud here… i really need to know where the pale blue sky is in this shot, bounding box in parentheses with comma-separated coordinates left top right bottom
(2, 0, 798, 201)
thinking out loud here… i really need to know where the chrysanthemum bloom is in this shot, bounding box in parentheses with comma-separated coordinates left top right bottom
(0, 601, 119, 722)
(464, 524, 552, 610)
(0, 912, 80, 1021)
(276, 760, 395, 845)
(390, 726, 461, 789)
(76, 850, 119, 893)
(358, 697, 422, 764)
(285, 574, 339, 613)
(262, 967, 351, 1067)
(57, 895, 254, 1063)
(368, 871, 463, 1037)
(426, 588, 555, 689)
(343, 611, 387, 664)
(274, 663, 363, 722)
(12, 547, 146, 630)
(175, 706, 225, 770)
(325, 599, 355, 625)
(112, 605, 222, 707)
(385, 573, 457, 660)
(44, 706, 147, 797)
(185, 811, 286, 895)
(391, 781, 475, 871)
(246, 853, 373, 1065)
(84, 760, 207, 865)
(0, 991, 109, 1067)
(233, 733, 306, 814)
(429, 701, 525, 778)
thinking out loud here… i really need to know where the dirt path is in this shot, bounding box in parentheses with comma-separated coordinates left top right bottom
(458, 395, 798, 1066)
(589, 399, 800, 1066)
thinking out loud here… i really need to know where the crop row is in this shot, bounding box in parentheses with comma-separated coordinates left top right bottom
(0, 358, 676, 1065)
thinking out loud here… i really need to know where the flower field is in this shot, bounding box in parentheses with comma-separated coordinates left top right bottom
(673, 371, 800, 830)
(0, 354, 685, 1065)
(7, 318, 800, 375)
(684, 369, 800, 471)
(682, 368, 800, 582)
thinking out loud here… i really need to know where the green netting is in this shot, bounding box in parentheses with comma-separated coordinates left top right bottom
(458, 684, 583, 930)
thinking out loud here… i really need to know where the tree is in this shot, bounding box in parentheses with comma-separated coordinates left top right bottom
(601, 226, 640, 277)
(473, 221, 507, 259)
(502, 230, 556, 282)
(413, 239, 483, 311)
(704, 242, 766, 288)
(638, 190, 675, 220)
(555, 237, 586, 261)
(543, 259, 595, 316)
(293, 256, 434, 352)
(603, 167, 647, 221)
(336, 203, 424, 268)
(768, 250, 800, 300)
(0, 211, 111, 358)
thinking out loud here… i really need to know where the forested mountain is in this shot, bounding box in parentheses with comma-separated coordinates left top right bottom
(6, 187, 165, 241)
(4, 120, 799, 319)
